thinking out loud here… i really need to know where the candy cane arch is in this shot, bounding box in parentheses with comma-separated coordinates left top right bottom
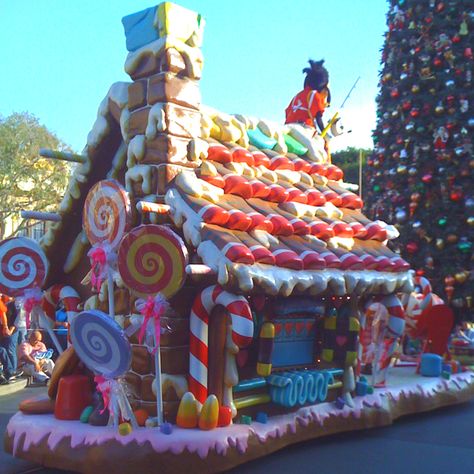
(414, 275, 432, 296)
(189, 285, 254, 405)
(42, 284, 81, 325)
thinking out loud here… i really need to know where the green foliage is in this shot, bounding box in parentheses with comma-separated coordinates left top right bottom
(332, 147, 371, 188)
(0, 112, 70, 238)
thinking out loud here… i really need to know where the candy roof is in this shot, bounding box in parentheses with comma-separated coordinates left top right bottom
(39, 2, 412, 298)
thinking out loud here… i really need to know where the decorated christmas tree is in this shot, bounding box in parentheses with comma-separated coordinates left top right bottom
(367, 0, 474, 321)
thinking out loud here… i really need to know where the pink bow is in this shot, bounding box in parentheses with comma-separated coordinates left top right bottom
(94, 375, 112, 415)
(87, 243, 115, 292)
(136, 294, 168, 353)
(21, 287, 43, 329)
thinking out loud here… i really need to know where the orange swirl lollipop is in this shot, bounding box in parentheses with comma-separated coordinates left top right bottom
(117, 225, 188, 298)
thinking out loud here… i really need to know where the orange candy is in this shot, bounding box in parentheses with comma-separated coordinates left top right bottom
(133, 408, 149, 427)
(198, 394, 219, 430)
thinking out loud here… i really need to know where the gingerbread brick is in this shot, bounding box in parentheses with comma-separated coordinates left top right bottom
(128, 106, 150, 138)
(143, 134, 190, 165)
(148, 72, 200, 110)
(141, 375, 156, 402)
(155, 345, 189, 374)
(161, 317, 190, 346)
(128, 80, 147, 111)
(149, 102, 201, 139)
(128, 53, 161, 81)
(157, 48, 186, 75)
(131, 345, 152, 374)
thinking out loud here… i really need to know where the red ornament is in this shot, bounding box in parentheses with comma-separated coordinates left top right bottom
(433, 57, 442, 67)
(391, 88, 400, 98)
(452, 35, 461, 44)
(406, 242, 419, 253)
(422, 173, 433, 184)
(450, 190, 463, 202)
(402, 100, 412, 111)
(465, 48, 473, 59)
(410, 108, 420, 118)
(409, 202, 418, 216)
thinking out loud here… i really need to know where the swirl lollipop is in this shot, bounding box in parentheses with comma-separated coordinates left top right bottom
(83, 179, 132, 250)
(118, 224, 188, 299)
(70, 309, 131, 378)
(71, 310, 137, 429)
(0, 236, 48, 297)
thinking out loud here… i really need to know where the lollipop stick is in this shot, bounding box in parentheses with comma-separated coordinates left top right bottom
(107, 268, 115, 318)
(154, 336, 164, 426)
(38, 309, 64, 355)
(113, 396, 119, 428)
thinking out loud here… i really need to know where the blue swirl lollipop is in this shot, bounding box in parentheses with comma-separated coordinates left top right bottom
(70, 310, 131, 378)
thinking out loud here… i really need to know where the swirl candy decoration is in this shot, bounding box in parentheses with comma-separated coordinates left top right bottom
(70, 310, 131, 378)
(0, 237, 48, 297)
(118, 224, 188, 298)
(83, 179, 132, 250)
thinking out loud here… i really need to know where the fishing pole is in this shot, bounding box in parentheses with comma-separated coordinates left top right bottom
(320, 76, 361, 138)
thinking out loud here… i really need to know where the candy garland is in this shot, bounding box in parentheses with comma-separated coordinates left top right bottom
(83, 180, 132, 318)
(70, 310, 137, 429)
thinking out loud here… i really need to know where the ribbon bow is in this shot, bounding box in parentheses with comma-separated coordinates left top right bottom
(94, 375, 129, 420)
(87, 242, 116, 292)
(135, 294, 169, 353)
(19, 287, 43, 329)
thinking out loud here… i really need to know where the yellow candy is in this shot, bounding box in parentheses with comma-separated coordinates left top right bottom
(118, 422, 132, 436)
(176, 392, 199, 429)
(198, 394, 219, 430)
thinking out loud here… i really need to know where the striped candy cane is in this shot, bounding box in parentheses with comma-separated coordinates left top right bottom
(372, 294, 405, 387)
(189, 285, 254, 404)
(414, 275, 432, 296)
(42, 284, 81, 325)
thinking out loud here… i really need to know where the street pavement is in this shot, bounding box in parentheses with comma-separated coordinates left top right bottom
(2, 385, 474, 473)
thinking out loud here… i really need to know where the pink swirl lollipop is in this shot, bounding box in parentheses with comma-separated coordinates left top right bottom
(83, 179, 132, 249)
(0, 237, 48, 297)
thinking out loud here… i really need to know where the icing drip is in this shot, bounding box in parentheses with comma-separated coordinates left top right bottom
(7, 369, 474, 460)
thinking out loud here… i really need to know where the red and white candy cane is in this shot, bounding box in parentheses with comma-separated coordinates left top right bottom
(414, 275, 432, 296)
(42, 284, 81, 324)
(371, 294, 405, 387)
(189, 285, 254, 405)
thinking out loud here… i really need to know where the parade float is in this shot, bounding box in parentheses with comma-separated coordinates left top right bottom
(3, 3, 474, 473)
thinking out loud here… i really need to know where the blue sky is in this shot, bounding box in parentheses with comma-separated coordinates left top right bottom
(0, 1, 388, 153)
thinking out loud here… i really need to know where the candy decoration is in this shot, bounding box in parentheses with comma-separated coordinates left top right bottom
(414, 275, 432, 296)
(189, 285, 254, 405)
(83, 179, 132, 250)
(70, 310, 131, 378)
(42, 284, 81, 325)
(0, 236, 48, 297)
(322, 313, 360, 366)
(372, 294, 406, 387)
(176, 392, 199, 428)
(118, 224, 188, 299)
(256, 322, 275, 376)
(198, 394, 219, 430)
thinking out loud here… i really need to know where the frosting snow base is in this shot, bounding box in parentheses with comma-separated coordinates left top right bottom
(6, 368, 474, 474)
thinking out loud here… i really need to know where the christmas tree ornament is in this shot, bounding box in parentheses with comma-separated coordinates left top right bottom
(459, 20, 468, 36)
(425, 256, 434, 269)
(406, 241, 419, 253)
(450, 189, 463, 202)
(395, 209, 407, 222)
(446, 234, 458, 244)
(454, 271, 469, 284)
(435, 238, 445, 250)
(466, 296, 473, 308)
(467, 216, 474, 227)
(457, 240, 472, 254)
(397, 165, 408, 174)
(437, 218, 447, 227)
(422, 173, 433, 183)
(411, 84, 420, 93)
(408, 167, 417, 176)
(435, 102, 444, 114)
(444, 285, 455, 302)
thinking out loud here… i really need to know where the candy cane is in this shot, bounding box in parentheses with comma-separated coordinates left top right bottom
(370, 294, 405, 387)
(42, 284, 81, 325)
(189, 285, 254, 405)
(414, 276, 432, 296)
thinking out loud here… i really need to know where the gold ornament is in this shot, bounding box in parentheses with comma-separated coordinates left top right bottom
(435, 238, 445, 250)
(454, 271, 469, 284)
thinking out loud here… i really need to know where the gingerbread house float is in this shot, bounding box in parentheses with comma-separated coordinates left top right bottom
(6, 3, 474, 473)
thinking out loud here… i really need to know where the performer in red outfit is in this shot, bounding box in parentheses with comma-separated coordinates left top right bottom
(285, 59, 331, 133)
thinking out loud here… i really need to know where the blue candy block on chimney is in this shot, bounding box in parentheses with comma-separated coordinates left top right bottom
(122, 6, 159, 52)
